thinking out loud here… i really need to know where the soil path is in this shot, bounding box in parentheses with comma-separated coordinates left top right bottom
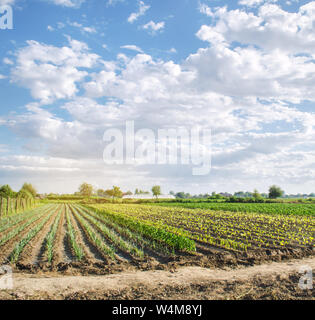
(1, 256, 314, 300)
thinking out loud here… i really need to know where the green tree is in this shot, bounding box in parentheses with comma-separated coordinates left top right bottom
(105, 186, 123, 199)
(17, 189, 33, 199)
(79, 183, 93, 198)
(268, 185, 284, 199)
(152, 185, 161, 199)
(97, 189, 106, 197)
(0, 185, 16, 198)
(20, 183, 37, 198)
(253, 189, 261, 199)
(112, 186, 123, 199)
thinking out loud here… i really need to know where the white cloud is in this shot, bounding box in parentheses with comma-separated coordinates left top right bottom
(0, 74, 7, 79)
(107, 0, 124, 6)
(238, 0, 278, 7)
(142, 21, 165, 35)
(3, 3, 315, 194)
(47, 0, 85, 8)
(0, 0, 15, 5)
(127, 1, 150, 23)
(197, 3, 315, 54)
(11, 38, 100, 103)
(120, 45, 143, 53)
(3, 57, 13, 65)
(68, 21, 97, 33)
(199, 3, 213, 17)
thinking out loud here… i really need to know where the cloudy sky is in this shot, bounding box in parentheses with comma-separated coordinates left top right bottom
(0, 0, 314, 195)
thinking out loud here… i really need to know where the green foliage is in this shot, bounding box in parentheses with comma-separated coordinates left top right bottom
(0, 185, 17, 198)
(89, 205, 196, 252)
(65, 207, 85, 260)
(20, 183, 37, 198)
(152, 185, 161, 198)
(17, 189, 33, 199)
(151, 202, 315, 217)
(79, 182, 93, 198)
(269, 185, 284, 199)
(105, 186, 123, 199)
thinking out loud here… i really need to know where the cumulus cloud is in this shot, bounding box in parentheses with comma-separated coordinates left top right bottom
(3, 3, 315, 193)
(197, 3, 315, 54)
(11, 38, 99, 103)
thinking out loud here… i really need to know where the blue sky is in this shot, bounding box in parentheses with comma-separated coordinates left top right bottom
(0, 0, 315, 195)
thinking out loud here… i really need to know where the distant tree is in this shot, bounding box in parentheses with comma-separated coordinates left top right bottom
(253, 189, 261, 200)
(135, 189, 150, 195)
(105, 186, 123, 199)
(169, 191, 175, 196)
(175, 192, 186, 199)
(17, 189, 33, 199)
(97, 189, 106, 197)
(0, 185, 16, 198)
(234, 191, 245, 197)
(152, 186, 161, 199)
(113, 186, 123, 198)
(79, 183, 93, 198)
(123, 191, 133, 197)
(269, 185, 284, 199)
(175, 192, 191, 199)
(20, 183, 37, 198)
(105, 189, 114, 198)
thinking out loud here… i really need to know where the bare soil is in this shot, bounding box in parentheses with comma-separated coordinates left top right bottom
(1, 256, 314, 300)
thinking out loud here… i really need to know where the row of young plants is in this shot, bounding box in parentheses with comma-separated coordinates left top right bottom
(0, 204, 56, 248)
(69, 205, 116, 260)
(72, 205, 144, 259)
(150, 202, 315, 217)
(87, 205, 196, 252)
(0, 203, 52, 233)
(44, 207, 62, 263)
(9, 205, 61, 262)
(65, 205, 85, 260)
(76, 205, 172, 256)
(93, 204, 314, 251)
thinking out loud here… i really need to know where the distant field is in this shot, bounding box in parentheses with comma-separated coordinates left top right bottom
(147, 202, 315, 217)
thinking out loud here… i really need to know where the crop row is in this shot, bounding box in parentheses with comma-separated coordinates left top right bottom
(87, 205, 196, 252)
(150, 202, 315, 217)
(0, 205, 56, 248)
(92, 204, 315, 252)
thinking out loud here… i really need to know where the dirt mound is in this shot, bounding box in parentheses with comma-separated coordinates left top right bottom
(1, 256, 314, 300)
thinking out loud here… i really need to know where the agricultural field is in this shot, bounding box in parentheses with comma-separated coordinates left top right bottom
(148, 202, 315, 217)
(0, 202, 314, 275)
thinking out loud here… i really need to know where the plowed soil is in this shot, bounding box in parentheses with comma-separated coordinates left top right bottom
(0, 204, 314, 300)
(0, 256, 314, 300)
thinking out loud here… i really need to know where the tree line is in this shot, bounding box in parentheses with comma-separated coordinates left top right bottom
(77, 183, 162, 199)
(0, 183, 37, 199)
